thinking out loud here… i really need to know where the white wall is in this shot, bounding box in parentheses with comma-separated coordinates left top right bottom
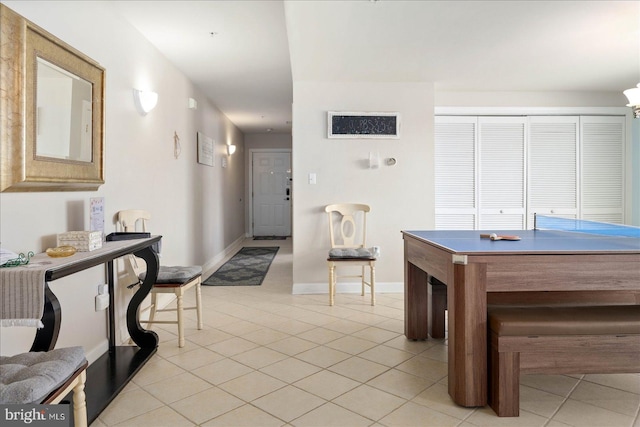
(632, 118, 640, 226)
(291, 82, 434, 292)
(434, 90, 628, 108)
(0, 1, 246, 360)
(245, 133, 292, 151)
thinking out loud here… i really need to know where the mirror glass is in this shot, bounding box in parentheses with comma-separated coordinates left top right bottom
(36, 57, 93, 162)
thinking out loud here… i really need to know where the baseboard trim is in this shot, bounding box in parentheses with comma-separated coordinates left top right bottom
(202, 236, 246, 278)
(292, 282, 404, 295)
(85, 339, 109, 365)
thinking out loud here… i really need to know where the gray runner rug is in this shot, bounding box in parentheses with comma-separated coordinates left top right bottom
(203, 246, 279, 286)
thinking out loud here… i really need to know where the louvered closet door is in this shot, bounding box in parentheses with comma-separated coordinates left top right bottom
(581, 116, 625, 223)
(527, 116, 579, 227)
(434, 116, 477, 229)
(478, 117, 526, 229)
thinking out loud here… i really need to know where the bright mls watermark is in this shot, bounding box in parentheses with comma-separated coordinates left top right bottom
(1, 405, 70, 426)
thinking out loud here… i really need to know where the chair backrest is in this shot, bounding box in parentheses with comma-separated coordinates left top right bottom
(116, 210, 151, 280)
(325, 203, 370, 249)
(117, 210, 150, 232)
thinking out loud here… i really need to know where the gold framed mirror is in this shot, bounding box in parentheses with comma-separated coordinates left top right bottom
(1, 4, 105, 192)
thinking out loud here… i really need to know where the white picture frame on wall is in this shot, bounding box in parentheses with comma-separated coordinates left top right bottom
(197, 132, 214, 166)
(327, 111, 401, 139)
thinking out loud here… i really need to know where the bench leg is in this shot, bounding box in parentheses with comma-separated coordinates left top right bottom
(489, 344, 520, 417)
(428, 278, 447, 339)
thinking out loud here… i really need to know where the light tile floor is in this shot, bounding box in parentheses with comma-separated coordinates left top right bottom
(91, 238, 640, 427)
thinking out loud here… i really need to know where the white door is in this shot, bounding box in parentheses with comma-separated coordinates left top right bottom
(580, 116, 625, 223)
(527, 116, 579, 226)
(435, 116, 478, 229)
(252, 151, 292, 236)
(478, 117, 527, 230)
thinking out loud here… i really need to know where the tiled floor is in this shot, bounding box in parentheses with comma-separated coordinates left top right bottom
(91, 238, 640, 426)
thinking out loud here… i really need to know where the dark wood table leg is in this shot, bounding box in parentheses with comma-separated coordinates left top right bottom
(448, 262, 487, 407)
(404, 259, 430, 340)
(30, 283, 61, 351)
(428, 276, 447, 339)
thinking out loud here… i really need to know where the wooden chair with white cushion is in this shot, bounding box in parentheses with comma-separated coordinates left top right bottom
(325, 203, 376, 306)
(117, 210, 203, 348)
(0, 346, 88, 427)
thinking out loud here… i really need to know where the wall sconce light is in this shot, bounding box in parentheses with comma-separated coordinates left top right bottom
(133, 89, 158, 116)
(188, 97, 198, 110)
(623, 83, 640, 118)
(227, 144, 237, 155)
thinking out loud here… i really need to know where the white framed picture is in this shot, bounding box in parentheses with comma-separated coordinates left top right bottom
(327, 111, 400, 139)
(197, 132, 214, 166)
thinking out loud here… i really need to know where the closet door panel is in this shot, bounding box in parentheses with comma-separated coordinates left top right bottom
(478, 117, 526, 229)
(581, 116, 625, 223)
(435, 117, 477, 229)
(527, 116, 579, 227)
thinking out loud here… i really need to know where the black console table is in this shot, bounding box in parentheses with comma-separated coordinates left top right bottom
(24, 236, 161, 423)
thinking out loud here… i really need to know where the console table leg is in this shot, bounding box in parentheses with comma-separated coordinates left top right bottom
(30, 283, 61, 351)
(127, 246, 159, 349)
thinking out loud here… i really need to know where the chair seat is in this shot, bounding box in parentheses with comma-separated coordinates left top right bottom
(0, 346, 86, 404)
(139, 265, 202, 285)
(328, 248, 375, 260)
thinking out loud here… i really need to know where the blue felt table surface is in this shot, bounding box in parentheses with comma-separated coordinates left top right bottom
(402, 230, 640, 254)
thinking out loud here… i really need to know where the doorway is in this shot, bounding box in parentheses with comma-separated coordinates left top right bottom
(251, 150, 292, 237)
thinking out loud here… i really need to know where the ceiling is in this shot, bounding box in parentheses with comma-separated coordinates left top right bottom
(113, 1, 640, 135)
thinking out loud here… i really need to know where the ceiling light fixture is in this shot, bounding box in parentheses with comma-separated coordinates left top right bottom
(623, 83, 640, 118)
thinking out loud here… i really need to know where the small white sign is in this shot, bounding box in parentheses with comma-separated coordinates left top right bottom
(90, 197, 105, 237)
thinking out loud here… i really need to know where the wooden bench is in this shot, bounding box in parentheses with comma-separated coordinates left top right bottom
(488, 305, 640, 417)
(428, 286, 640, 340)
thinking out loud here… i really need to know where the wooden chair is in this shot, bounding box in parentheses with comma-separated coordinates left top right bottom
(0, 347, 88, 427)
(117, 210, 203, 348)
(325, 203, 376, 306)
